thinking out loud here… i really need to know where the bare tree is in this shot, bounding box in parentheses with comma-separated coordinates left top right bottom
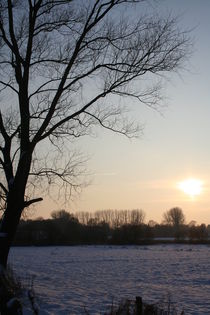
(51, 209, 72, 220)
(163, 207, 185, 227)
(0, 0, 190, 267)
(130, 209, 145, 225)
(163, 207, 186, 240)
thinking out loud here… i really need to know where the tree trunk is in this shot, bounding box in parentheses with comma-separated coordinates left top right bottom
(0, 198, 23, 267)
(0, 199, 24, 314)
(0, 153, 32, 267)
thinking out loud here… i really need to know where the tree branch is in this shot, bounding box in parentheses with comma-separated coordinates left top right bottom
(24, 197, 43, 208)
(0, 182, 8, 195)
(0, 111, 9, 142)
(0, 80, 18, 94)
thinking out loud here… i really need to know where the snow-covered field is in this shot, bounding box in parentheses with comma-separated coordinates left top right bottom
(9, 245, 210, 314)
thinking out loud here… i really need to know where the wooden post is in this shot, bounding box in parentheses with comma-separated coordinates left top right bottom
(136, 296, 143, 315)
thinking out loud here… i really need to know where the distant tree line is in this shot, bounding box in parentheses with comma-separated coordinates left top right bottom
(9, 208, 210, 246)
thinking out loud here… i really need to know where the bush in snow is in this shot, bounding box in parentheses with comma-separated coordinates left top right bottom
(0, 265, 22, 314)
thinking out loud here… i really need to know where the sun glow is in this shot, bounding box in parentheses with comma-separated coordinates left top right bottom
(178, 178, 203, 198)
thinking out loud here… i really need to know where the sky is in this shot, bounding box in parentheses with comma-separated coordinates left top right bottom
(36, 0, 210, 224)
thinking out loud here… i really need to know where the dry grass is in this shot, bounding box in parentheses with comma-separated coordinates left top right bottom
(104, 296, 185, 315)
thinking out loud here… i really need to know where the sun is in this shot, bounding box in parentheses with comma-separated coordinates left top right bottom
(178, 178, 203, 198)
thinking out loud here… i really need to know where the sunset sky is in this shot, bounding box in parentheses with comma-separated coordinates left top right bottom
(36, 0, 210, 224)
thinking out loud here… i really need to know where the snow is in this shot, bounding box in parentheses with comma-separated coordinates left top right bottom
(9, 245, 210, 314)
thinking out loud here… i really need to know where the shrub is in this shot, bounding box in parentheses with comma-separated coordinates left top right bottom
(0, 265, 23, 314)
(105, 296, 184, 315)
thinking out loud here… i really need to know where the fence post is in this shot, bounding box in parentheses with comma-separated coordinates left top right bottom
(136, 296, 143, 315)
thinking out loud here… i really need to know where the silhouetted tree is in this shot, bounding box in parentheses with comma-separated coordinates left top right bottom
(0, 0, 190, 267)
(163, 207, 185, 239)
(75, 209, 145, 227)
(75, 211, 91, 225)
(84, 219, 109, 243)
(148, 220, 158, 227)
(12, 211, 210, 245)
(188, 223, 208, 241)
(51, 209, 72, 221)
(130, 209, 145, 225)
(163, 207, 185, 227)
(188, 220, 197, 227)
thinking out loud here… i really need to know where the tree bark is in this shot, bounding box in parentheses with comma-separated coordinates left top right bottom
(0, 152, 32, 267)
(0, 195, 24, 267)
